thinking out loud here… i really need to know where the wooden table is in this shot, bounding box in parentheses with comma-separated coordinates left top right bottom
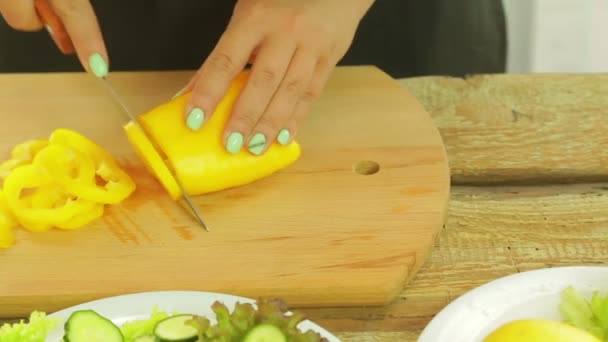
(306, 73, 608, 341)
(2, 73, 607, 341)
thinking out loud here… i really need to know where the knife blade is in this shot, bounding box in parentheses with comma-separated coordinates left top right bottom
(34, 0, 209, 231)
(99, 78, 210, 231)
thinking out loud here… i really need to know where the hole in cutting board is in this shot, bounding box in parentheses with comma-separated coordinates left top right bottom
(353, 160, 380, 175)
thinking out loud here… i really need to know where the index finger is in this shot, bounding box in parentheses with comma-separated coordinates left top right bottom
(185, 21, 262, 130)
(49, 0, 108, 78)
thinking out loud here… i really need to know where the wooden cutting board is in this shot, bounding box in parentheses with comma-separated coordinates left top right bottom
(0, 65, 450, 318)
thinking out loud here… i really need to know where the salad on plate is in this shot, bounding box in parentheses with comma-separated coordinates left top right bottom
(0, 297, 330, 342)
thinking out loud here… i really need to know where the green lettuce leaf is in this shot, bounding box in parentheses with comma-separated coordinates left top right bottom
(0, 311, 59, 342)
(200, 298, 327, 342)
(560, 286, 608, 341)
(120, 306, 173, 341)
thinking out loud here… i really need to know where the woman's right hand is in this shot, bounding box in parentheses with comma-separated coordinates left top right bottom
(0, 0, 109, 78)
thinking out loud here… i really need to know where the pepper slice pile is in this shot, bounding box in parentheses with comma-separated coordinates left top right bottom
(0, 129, 136, 248)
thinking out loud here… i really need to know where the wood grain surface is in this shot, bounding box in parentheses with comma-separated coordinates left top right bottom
(402, 74, 608, 185)
(2, 72, 607, 342)
(0, 66, 450, 318)
(314, 183, 608, 341)
(317, 75, 608, 341)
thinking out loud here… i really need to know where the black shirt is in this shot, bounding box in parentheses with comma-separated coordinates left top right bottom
(0, 0, 506, 78)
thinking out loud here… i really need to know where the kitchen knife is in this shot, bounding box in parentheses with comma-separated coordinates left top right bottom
(33, 0, 210, 231)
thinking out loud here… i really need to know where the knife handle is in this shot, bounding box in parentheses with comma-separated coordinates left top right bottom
(33, 0, 75, 54)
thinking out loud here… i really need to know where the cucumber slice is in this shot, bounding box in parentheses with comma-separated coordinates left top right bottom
(243, 324, 286, 342)
(153, 314, 199, 342)
(132, 334, 157, 342)
(63, 309, 124, 342)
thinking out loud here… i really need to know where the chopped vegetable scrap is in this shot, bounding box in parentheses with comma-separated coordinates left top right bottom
(0, 128, 136, 248)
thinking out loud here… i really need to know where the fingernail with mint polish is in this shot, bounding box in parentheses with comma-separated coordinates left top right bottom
(88, 53, 108, 78)
(226, 132, 244, 154)
(186, 108, 205, 131)
(248, 133, 267, 156)
(277, 128, 291, 145)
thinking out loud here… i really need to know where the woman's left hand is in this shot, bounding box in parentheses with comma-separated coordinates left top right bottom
(178, 0, 375, 156)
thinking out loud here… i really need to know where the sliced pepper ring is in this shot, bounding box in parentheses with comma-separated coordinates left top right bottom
(0, 139, 48, 179)
(9, 182, 104, 232)
(48, 128, 136, 204)
(2, 163, 97, 228)
(55, 203, 104, 230)
(32, 143, 96, 183)
(18, 184, 70, 232)
(49, 129, 114, 160)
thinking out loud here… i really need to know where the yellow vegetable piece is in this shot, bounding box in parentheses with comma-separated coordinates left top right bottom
(483, 319, 601, 342)
(0, 128, 137, 247)
(2, 163, 97, 232)
(0, 139, 48, 179)
(48, 129, 136, 204)
(33, 144, 95, 185)
(55, 203, 104, 230)
(0, 191, 16, 249)
(124, 70, 301, 199)
(23, 185, 68, 232)
(124, 121, 180, 199)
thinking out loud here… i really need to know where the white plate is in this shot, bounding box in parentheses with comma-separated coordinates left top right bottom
(45, 291, 341, 342)
(418, 266, 608, 342)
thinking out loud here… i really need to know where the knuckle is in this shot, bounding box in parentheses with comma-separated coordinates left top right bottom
(252, 68, 279, 88)
(208, 52, 237, 75)
(284, 77, 304, 97)
(282, 9, 310, 33)
(301, 87, 321, 103)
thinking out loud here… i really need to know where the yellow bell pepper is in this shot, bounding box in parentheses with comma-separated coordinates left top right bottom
(2, 163, 98, 232)
(0, 128, 135, 247)
(16, 185, 66, 233)
(123, 70, 301, 200)
(17, 182, 104, 231)
(55, 202, 104, 230)
(48, 129, 136, 204)
(1, 128, 134, 233)
(0, 191, 16, 249)
(0, 139, 48, 179)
